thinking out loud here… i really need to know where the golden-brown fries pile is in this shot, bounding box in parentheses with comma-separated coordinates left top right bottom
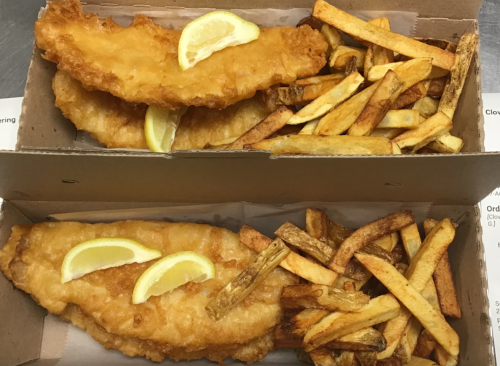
(208, 208, 461, 366)
(205, 0, 478, 156)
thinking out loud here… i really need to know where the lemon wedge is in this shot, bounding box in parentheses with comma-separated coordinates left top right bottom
(178, 11, 260, 70)
(61, 238, 162, 283)
(132, 251, 215, 304)
(145, 106, 186, 153)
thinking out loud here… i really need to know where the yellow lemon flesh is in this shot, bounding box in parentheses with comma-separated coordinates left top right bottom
(178, 11, 260, 70)
(132, 251, 215, 304)
(61, 238, 162, 283)
(144, 106, 186, 153)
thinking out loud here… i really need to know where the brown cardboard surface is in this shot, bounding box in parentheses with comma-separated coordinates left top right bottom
(0, 201, 46, 366)
(0, 200, 492, 365)
(1, 150, 500, 205)
(81, 0, 483, 20)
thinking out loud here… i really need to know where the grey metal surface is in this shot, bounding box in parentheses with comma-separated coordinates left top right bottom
(0, 0, 499, 98)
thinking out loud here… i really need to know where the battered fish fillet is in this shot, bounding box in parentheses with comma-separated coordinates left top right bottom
(36, 0, 327, 110)
(53, 70, 269, 149)
(0, 221, 297, 363)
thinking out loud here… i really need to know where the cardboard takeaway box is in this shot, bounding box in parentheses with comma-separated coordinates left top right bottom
(0, 0, 497, 365)
(4, 0, 500, 206)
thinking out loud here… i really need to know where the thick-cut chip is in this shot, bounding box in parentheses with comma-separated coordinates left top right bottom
(328, 221, 354, 250)
(364, 18, 394, 76)
(354, 254, 459, 358)
(397, 317, 423, 363)
(321, 24, 345, 55)
(413, 329, 437, 358)
(391, 83, 427, 110)
(206, 237, 290, 321)
(377, 358, 402, 366)
(281, 284, 370, 311)
(377, 110, 420, 129)
(359, 243, 395, 264)
(239, 225, 338, 285)
(356, 351, 377, 366)
(438, 33, 478, 119)
(406, 357, 439, 366)
(426, 134, 464, 153)
(303, 294, 400, 351)
(423, 219, 461, 318)
(296, 74, 346, 86)
(330, 46, 366, 71)
(369, 59, 433, 91)
(276, 222, 335, 265)
(310, 348, 337, 366)
(344, 259, 373, 281)
(336, 351, 358, 366)
(414, 38, 457, 52)
(313, 0, 456, 70)
(413, 97, 439, 119)
(371, 128, 406, 140)
(204, 136, 238, 149)
(428, 77, 447, 98)
(300, 119, 321, 135)
(328, 211, 414, 275)
(246, 135, 396, 156)
(392, 112, 452, 152)
(274, 322, 303, 349)
(345, 56, 359, 76)
(306, 208, 330, 243)
(325, 328, 387, 352)
(434, 344, 458, 366)
(276, 80, 343, 105)
(291, 308, 330, 336)
(226, 107, 294, 149)
(348, 70, 405, 136)
(288, 72, 364, 125)
(367, 62, 404, 82)
(400, 224, 422, 260)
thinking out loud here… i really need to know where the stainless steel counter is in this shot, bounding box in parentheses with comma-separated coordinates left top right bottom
(0, 0, 499, 98)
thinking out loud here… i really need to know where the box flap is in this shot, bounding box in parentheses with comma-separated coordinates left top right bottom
(79, 0, 482, 20)
(0, 201, 46, 366)
(0, 150, 499, 205)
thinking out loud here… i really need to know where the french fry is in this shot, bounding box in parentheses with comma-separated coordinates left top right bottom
(371, 128, 406, 140)
(438, 33, 478, 119)
(336, 351, 358, 366)
(263, 85, 282, 113)
(345, 56, 359, 76)
(426, 134, 464, 153)
(368, 59, 433, 90)
(367, 62, 404, 82)
(295, 348, 315, 365)
(412, 330, 437, 358)
(358, 243, 395, 264)
(427, 77, 447, 98)
(291, 308, 330, 337)
(321, 24, 345, 54)
(206, 237, 290, 321)
(391, 83, 427, 110)
(414, 38, 457, 52)
(239, 225, 338, 285)
(405, 357, 439, 366)
(348, 70, 405, 136)
(325, 328, 387, 352)
(377, 220, 455, 359)
(274, 322, 303, 349)
(364, 17, 394, 76)
(344, 259, 373, 281)
(226, 107, 294, 149)
(354, 253, 459, 358)
(288, 72, 364, 125)
(423, 219, 461, 318)
(344, 281, 356, 291)
(276, 80, 343, 105)
(316, 59, 431, 136)
(328, 220, 354, 250)
(356, 351, 377, 366)
(392, 112, 452, 152)
(427, 67, 450, 80)
(313, 0, 456, 70)
(296, 74, 346, 86)
(300, 119, 321, 135)
(310, 348, 337, 366)
(306, 208, 329, 243)
(330, 46, 366, 71)
(328, 210, 414, 275)
(281, 284, 370, 311)
(376, 110, 420, 129)
(374, 232, 400, 253)
(413, 97, 439, 119)
(397, 317, 423, 364)
(204, 136, 238, 149)
(434, 344, 458, 366)
(273, 123, 304, 137)
(303, 294, 401, 352)
(246, 135, 396, 156)
(377, 358, 402, 366)
(276, 222, 335, 265)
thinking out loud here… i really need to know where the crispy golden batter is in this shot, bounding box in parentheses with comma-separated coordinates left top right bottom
(0, 221, 297, 363)
(53, 70, 269, 150)
(36, 0, 327, 110)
